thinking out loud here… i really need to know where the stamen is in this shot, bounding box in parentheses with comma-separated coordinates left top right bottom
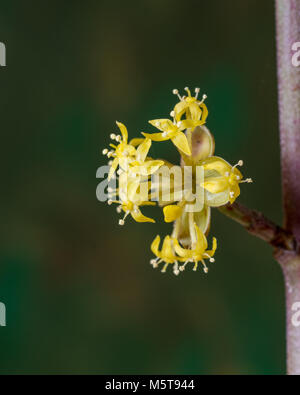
(209, 257, 215, 263)
(116, 206, 122, 213)
(184, 87, 191, 97)
(161, 263, 169, 273)
(110, 133, 116, 140)
(201, 260, 209, 273)
(177, 121, 182, 128)
(194, 87, 200, 99)
(107, 199, 113, 205)
(173, 261, 180, 276)
(115, 135, 122, 142)
(193, 261, 198, 271)
(102, 148, 108, 155)
(170, 110, 175, 117)
(172, 88, 182, 100)
(232, 160, 243, 170)
(119, 211, 129, 226)
(198, 94, 207, 104)
(108, 160, 113, 166)
(150, 258, 159, 268)
(162, 131, 168, 138)
(179, 261, 189, 271)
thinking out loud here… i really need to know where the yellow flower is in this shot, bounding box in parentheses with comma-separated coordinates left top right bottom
(108, 173, 156, 225)
(101, 87, 252, 276)
(150, 234, 182, 275)
(103, 121, 136, 181)
(173, 87, 208, 125)
(129, 138, 164, 176)
(201, 157, 252, 204)
(142, 119, 192, 156)
(173, 223, 217, 273)
(163, 204, 183, 223)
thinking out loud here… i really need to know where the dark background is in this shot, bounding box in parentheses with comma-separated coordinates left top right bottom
(0, 0, 285, 374)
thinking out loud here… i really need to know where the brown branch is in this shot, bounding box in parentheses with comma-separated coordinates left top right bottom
(276, 0, 300, 241)
(218, 202, 297, 251)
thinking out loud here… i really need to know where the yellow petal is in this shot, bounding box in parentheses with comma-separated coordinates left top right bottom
(188, 102, 202, 122)
(206, 237, 217, 257)
(130, 160, 164, 176)
(129, 137, 145, 147)
(194, 206, 211, 234)
(141, 132, 169, 142)
(199, 102, 208, 123)
(131, 207, 155, 223)
(202, 156, 231, 175)
(116, 121, 128, 143)
(174, 101, 189, 122)
(179, 119, 202, 130)
(136, 138, 151, 162)
(127, 179, 140, 201)
(171, 132, 191, 156)
(149, 119, 175, 133)
(205, 190, 229, 207)
(201, 176, 229, 194)
(194, 224, 208, 251)
(108, 157, 119, 181)
(142, 160, 164, 175)
(173, 238, 191, 258)
(161, 235, 176, 262)
(151, 235, 160, 255)
(163, 204, 183, 223)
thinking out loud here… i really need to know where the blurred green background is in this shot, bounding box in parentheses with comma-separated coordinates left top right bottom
(0, 0, 285, 374)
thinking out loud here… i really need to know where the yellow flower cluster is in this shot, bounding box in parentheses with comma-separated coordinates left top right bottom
(102, 87, 252, 275)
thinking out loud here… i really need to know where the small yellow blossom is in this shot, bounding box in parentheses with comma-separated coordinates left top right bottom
(150, 234, 181, 275)
(173, 223, 217, 273)
(142, 119, 192, 156)
(104, 122, 164, 181)
(201, 157, 252, 204)
(108, 173, 156, 225)
(173, 87, 208, 125)
(129, 138, 164, 176)
(103, 121, 136, 181)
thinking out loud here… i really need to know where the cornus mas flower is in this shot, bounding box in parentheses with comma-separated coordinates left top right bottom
(173, 223, 217, 274)
(101, 87, 252, 275)
(173, 87, 208, 125)
(108, 172, 156, 225)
